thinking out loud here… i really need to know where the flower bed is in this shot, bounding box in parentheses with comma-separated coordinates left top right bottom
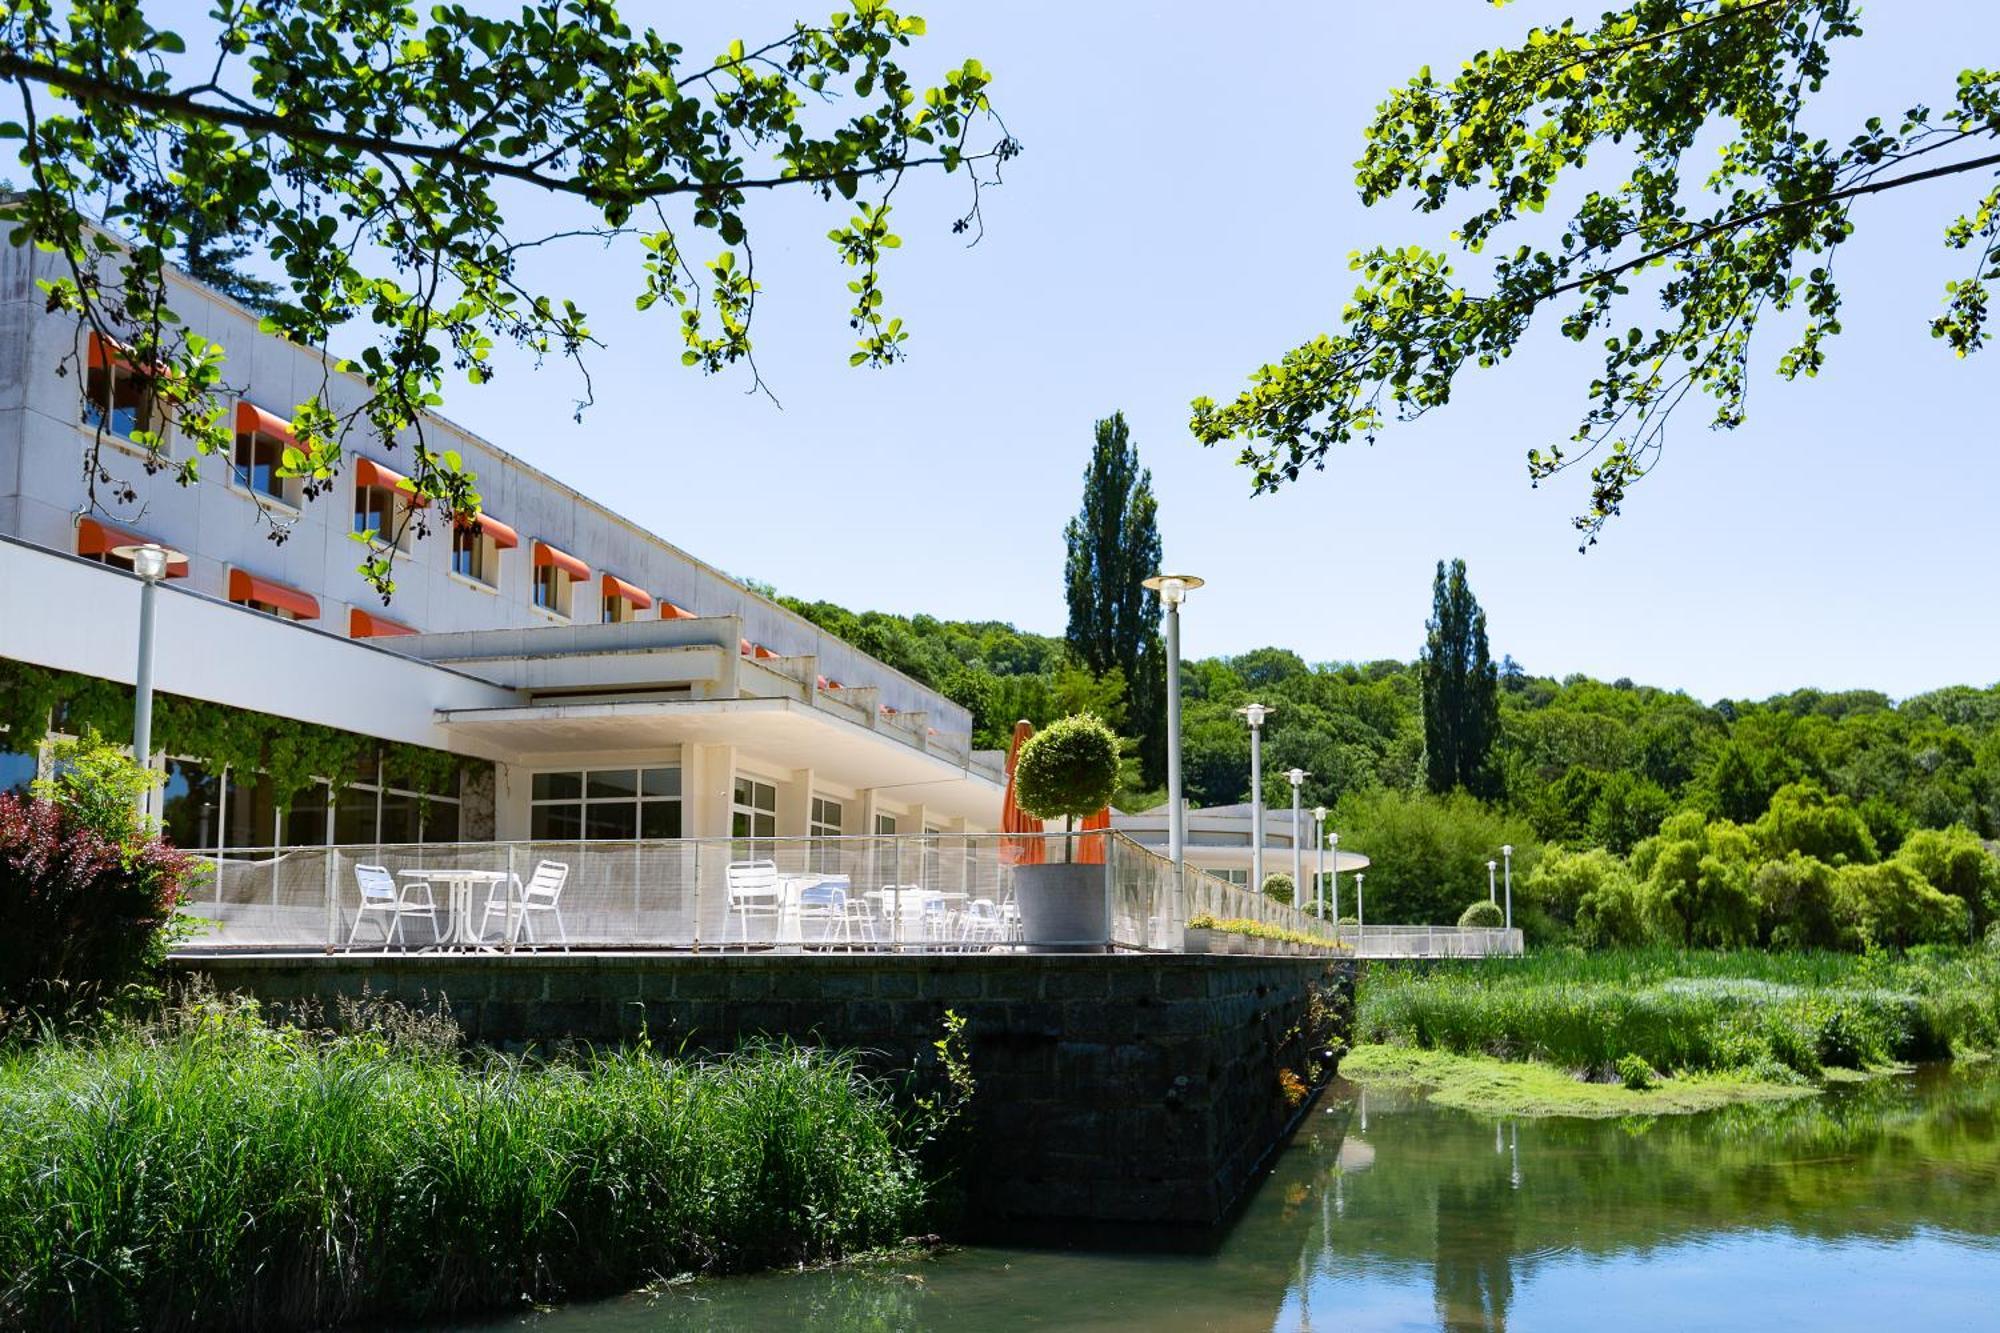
(1184, 913, 1349, 956)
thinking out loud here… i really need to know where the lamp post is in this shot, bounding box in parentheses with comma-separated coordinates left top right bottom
(1501, 843, 1514, 930)
(1328, 831, 1340, 924)
(111, 541, 179, 816)
(1234, 703, 1274, 893)
(1355, 871, 1365, 934)
(1141, 573, 1203, 872)
(1284, 767, 1308, 898)
(1487, 858, 1498, 905)
(1311, 805, 1327, 918)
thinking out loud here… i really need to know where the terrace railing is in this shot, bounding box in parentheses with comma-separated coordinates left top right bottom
(1341, 924, 1524, 958)
(171, 831, 1348, 956)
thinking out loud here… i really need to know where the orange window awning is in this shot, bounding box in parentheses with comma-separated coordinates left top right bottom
(235, 401, 295, 446)
(354, 458, 430, 507)
(532, 540, 589, 581)
(601, 573, 653, 611)
(76, 517, 188, 577)
(227, 568, 319, 621)
(455, 512, 520, 550)
(349, 607, 418, 639)
(658, 599, 697, 620)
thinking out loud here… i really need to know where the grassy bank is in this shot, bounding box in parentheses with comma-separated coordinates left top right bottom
(1353, 949, 2000, 1107)
(1341, 1044, 1816, 1117)
(0, 996, 937, 1332)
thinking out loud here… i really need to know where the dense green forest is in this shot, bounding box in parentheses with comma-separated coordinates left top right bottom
(781, 595, 2000, 945)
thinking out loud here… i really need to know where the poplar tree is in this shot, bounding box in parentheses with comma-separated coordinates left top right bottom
(1063, 412, 1166, 784)
(1420, 558, 1500, 798)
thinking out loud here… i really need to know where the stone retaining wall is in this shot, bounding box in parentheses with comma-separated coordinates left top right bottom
(182, 952, 1354, 1229)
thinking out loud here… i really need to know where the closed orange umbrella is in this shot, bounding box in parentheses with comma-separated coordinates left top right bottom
(1074, 804, 1112, 865)
(999, 719, 1045, 866)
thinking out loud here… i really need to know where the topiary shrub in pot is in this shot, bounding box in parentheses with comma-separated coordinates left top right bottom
(1261, 872, 1295, 905)
(1458, 899, 1505, 928)
(1012, 713, 1120, 951)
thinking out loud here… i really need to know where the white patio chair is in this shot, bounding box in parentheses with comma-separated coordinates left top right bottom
(961, 898, 1002, 947)
(795, 879, 851, 947)
(726, 860, 783, 947)
(479, 859, 571, 950)
(346, 862, 438, 949)
(842, 893, 878, 946)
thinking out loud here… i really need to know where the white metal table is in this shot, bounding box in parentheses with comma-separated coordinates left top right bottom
(401, 868, 507, 950)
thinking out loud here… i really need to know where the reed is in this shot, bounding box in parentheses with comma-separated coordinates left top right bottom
(1357, 948, 2000, 1080)
(0, 995, 929, 1332)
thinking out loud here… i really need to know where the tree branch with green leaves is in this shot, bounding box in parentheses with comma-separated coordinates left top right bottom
(1190, 0, 1999, 547)
(0, 0, 1016, 595)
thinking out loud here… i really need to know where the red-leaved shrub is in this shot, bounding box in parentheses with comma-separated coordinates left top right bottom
(0, 791, 195, 1012)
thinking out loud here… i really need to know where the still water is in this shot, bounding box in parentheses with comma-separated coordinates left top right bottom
(478, 1064, 2000, 1331)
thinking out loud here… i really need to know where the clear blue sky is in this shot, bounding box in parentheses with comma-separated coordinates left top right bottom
(110, 3, 2000, 701)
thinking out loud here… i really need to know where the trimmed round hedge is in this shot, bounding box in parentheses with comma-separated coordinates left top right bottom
(1458, 899, 1505, 928)
(1013, 714, 1119, 822)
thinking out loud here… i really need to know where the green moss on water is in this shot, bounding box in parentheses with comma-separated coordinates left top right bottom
(1339, 1044, 1817, 1118)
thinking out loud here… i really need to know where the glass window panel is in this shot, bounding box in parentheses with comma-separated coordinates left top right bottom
(161, 759, 221, 850)
(284, 783, 330, 847)
(639, 800, 681, 839)
(731, 809, 750, 840)
(587, 769, 638, 799)
(378, 790, 418, 845)
(875, 814, 898, 836)
(752, 811, 775, 839)
(0, 749, 36, 795)
(334, 785, 379, 845)
(532, 803, 584, 841)
(108, 369, 156, 440)
(641, 767, 680, 798)
(421, 800, 460, 844)
(585, 801, 637, 840)
(224, 773, 277, 851)
(533, 771, 581, 802)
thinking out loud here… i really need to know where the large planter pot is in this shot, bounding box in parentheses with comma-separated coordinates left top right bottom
(1184, 927, 1221, 955)
(1013, 862, 1108, 952)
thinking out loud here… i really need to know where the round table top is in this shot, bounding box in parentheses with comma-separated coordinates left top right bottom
(398, 867, 508, 879)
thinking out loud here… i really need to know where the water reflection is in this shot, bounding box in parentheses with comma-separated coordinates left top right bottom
(451, 1064, 2000, 1332)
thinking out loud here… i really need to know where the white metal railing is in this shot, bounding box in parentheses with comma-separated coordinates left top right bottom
(169, 831, 1352, 956)
(1340, 925, 1524, 958)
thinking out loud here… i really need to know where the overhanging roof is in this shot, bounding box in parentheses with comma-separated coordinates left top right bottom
(436, 695, 1004, 823)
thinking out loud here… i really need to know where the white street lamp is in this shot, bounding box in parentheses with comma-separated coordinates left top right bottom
(1285, 767, 1309, 898)
(1501, 843, 1514, 930)
(1328, 830, 1340, 925)
(1235, 702, 1275, 894)
(1355, 871, 1365, 934)
(1141, 572, 1203, 872)
(1311, 804, 1328, 919)
(111, 541, 182, 816)
(1487, 859, 1498, 905)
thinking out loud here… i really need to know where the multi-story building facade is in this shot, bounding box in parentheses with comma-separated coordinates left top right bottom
(0, 243, 1005, 853)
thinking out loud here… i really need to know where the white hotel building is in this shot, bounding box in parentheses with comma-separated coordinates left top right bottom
(0, 243, 1007, 856)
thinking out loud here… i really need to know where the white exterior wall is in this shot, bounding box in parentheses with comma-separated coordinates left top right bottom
(0, 245, 968, 736)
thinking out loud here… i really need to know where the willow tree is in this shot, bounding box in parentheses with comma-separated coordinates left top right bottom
(1192, 1, 2000, 545)
(0, 1, 1016, 593)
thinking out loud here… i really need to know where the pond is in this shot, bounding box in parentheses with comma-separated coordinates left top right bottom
(458, 1062, 2000, 1331)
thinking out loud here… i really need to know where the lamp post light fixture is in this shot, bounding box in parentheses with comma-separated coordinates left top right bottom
(1285, 767, 1309, 898)
(111, 541, 182, 816)
(1234, 702, 1275, 894)
(1141, 573, 1203, 872)
(1311, 805, 1328, 919)
(1501, 843, 1514, 930)
(1487, 859, 1498, 905)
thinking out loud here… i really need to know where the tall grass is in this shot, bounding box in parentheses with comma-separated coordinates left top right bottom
(0, 995, 932, 1331)
(1357, 948, 2000, 1079)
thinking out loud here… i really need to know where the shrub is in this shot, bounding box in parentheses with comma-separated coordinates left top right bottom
(1750, 853, 1846, 950)
(1894, 826, 2000, 934)
(1330, 788, 1540, 925)
(1261, 872, 1295, 905)
(1835, 861, 1970, 949)
(1616, 1053, 1657, 1090)
(1013, 713, 1119, 825)
(1458, 899, 1504, 928)
(1634, 813, 1757, 947)
(0, 736, 194, 1017)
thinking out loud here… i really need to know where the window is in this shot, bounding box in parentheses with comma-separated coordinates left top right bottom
(452, 527, 495, 585)
(0, 742, 36, 795)
(874, 813, 898, 836)
(233, 427, 300, 507)
(530, 766, 681, 841)
(533, 564, 573, 618)
(161, 758, 222, 850)
(733, 776, 778, 853)
(811, 796, 843, 872)
(354, 484, 412, 552)
(227, 570, 318, 623)
(602, 591, 638, 624)
(1216, 868, 1250, 887)
(82, 345, 164, 446)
